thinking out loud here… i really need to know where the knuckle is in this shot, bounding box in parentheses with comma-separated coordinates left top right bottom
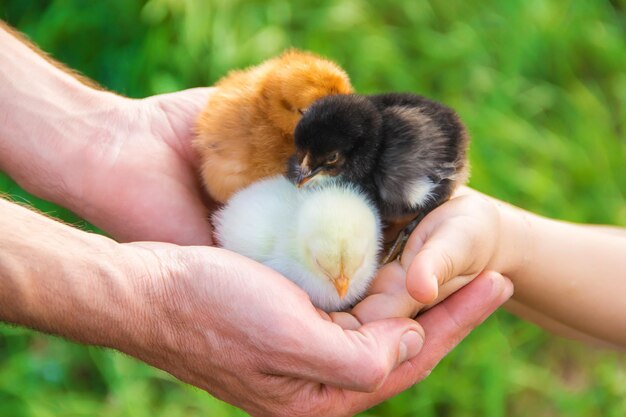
(437, 249, 456, 283)
(356, 356, 388, 392)
(263, 380, 345, 417)
(458, 195, 498, 221)
(457, 194, 488, 210)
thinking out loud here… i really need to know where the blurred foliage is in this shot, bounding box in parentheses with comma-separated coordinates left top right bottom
(1, 0, 625, 416)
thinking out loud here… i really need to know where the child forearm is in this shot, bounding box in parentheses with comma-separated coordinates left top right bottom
(498, 201, 626, 346)
(402, 187, 626, 348)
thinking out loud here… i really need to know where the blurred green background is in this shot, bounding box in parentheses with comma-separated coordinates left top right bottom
(1, 0, 625, 416)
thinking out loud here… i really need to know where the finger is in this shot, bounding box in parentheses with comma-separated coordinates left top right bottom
(327, 311, 362, 330)
(352, 261, 424, 323)
(410, 270, 513, 370)
(403, 220, 478, 304)
(342, 271, 514, 413)
(318, 307, 363, 330)
(271, 316, 426, 393)
(352, 292, 423, 324)
(368, 260, 407, 293)
(424, 275, 473, 309)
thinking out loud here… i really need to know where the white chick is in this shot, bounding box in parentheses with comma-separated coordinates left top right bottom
(213, 176, 381, 311)
(212, 176, 298, 261)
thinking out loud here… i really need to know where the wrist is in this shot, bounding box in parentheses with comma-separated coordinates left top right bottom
(49, 90, 132, 215)
(113, 244, 221, 367)
(491, 199, 534, 280)
(0, 198, 149, 351)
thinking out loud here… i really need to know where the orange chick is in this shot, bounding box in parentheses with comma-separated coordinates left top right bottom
(193, 49, 353, 203)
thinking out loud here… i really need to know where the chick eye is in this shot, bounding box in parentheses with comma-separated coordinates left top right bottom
(326, 152, 340, 165)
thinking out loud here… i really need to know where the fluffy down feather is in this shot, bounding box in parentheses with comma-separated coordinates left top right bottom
(213, 176, 381, 311)
(288, 93, 470, 262)
(194, 49, 353, 203)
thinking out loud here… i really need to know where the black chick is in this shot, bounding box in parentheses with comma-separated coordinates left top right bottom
(287, 93, 470, 263)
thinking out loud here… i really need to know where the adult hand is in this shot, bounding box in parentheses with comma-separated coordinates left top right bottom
(66, 89, 217, 245)
(127, 242, 513, 417)
(124, 243, 422, 416)
(1, 26, 516, 416)
(1, 196, 513, 417)
(0, 25, 216, 245)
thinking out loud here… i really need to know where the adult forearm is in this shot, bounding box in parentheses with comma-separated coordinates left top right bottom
(0, 197, 145, 349)
(496, 198, 626, 346)
(0, 23, 122, 208)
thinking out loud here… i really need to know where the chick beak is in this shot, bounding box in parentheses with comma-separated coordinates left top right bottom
(296, 166, 323, 188)
(332, 271, 350, 300)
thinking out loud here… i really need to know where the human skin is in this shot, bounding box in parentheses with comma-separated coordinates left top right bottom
(0, 197, 512, 417)
(0, 23, 513, 416)
(0, 21, 214, 245)
(393, 188, 626, 349)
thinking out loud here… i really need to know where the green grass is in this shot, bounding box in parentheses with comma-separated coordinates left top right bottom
(1, 0, 625, 415)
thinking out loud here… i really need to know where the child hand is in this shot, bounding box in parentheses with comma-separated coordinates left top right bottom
(400, 188, 522, 305)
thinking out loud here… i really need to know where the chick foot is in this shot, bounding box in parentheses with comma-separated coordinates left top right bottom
(381, 212, 427, 264)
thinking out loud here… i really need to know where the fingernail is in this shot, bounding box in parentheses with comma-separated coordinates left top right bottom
(398, 329, 424, 363)
(485, 271, 513, 299)
(400, 253, 412, 272)
(475, 273, 515, 323)
(500, 276, 514, 299)
(400, 243, 419, 272)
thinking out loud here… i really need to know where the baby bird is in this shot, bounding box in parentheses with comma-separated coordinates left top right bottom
(213, 176, 381, 312)
(288, 93, 470, 263)
(194, 49, 353, 203)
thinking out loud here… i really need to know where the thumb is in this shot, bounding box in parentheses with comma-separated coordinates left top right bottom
(147, 87, 217, 162)
(278, 318, 425, 393)
(402, 221, 478, 305)
(340, 271, 514, 415)
(158, 86, 217, 114)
